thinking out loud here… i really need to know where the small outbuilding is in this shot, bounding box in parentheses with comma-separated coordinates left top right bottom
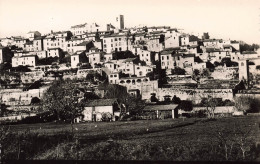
(143, 104, 179, 119)
(82, 98, 120, 122)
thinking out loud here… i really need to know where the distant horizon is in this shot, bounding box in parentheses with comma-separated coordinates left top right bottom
(0, 0, 259, 45)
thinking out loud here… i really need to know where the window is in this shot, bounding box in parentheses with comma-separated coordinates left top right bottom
(111, 44, 113, 47)
(119, 38, 121, 41)
(167, 56, 169, 60)
(104, 44, 106, 48)
(241, 62, 244, 66)
(137, 67, 140, 69)
(110, 75, 113, 78)
(111, 39, 113, 42)
(104, 40, 106, 43)
(219, 56, 221, 59)
(115, 38, 117, 41)
(147, 54, 148, 56)
(74, 57, 75, 61)
(126, 69, 130, 71)
(162, 56, 164, 60)
(114, 75, 117, 77)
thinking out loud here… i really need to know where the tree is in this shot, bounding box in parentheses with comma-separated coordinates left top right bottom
(104, 84, 128, 103)
(86, 73, 95, 82)
(150, 93, 158, 102)
(172, 95, 181, 104)
(42, 79, 84, 122)
(179, 100, 193, 111)
(192, 69, 200, 82)
(206, 62, 215, 71)
(0, 104, 7, 117)
(221, 58, 238, 67)
(66, 62, 71, 68)
(103, 84, 145, 115)
(125, 95, 145, 115)
(11, 66, 31, 72)
(240, 43, 260, 52)
(146, 72, 155, 80)
(201, 68, 211, 78)
(0, 63, 12, 72)
(171, 67, 186, 75)
(31, 97, 41, 104)
(234, 96, 260, 113)
(201, 96, 218, 118)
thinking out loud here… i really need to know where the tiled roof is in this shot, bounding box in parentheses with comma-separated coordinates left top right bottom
(203, 39, 220, 42)
(241, 51, 257, 54)
(205, 48, 221, 52)
(183, 54, 195, 58)
(84, 98, 118, 107)
(104, 33, 126, 38)
(53, 31, 70, 35)
(120, 76, 148, 80)
(147, 26, 170, 29)
(27, 31, 39, 34)
(167, 28, 178, 32)
(223, 44, 232, 48)
(71, 23, 87, 28)
(143, 104, 178, 111)
(34, 36, 46, 40)
(123, 58, 137, 63)
(25, 41, 33, 45)
(47, 48, 61, 50)
(76, 41, 92, 46)
(105, 61, 114, 64)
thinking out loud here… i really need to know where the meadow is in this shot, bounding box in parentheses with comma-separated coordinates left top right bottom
(1, 116, 260, 161)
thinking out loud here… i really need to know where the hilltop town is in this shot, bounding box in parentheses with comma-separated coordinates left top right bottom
(0, 15, 260, 123)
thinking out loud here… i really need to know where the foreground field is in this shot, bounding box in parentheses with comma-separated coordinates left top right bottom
(1, 116, 260, 161)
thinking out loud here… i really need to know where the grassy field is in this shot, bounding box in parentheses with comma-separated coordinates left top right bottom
(2, 116, 260, 161)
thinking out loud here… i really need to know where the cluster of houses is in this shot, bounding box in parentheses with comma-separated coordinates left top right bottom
(1, 15, 260, 122)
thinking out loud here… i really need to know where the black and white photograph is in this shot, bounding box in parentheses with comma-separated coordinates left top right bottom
(0, 0, 260, 162)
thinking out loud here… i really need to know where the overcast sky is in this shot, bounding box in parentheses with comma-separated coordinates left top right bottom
(0, 0, 259, 44)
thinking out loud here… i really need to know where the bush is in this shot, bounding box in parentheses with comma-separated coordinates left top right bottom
(195, 110, 207, 118)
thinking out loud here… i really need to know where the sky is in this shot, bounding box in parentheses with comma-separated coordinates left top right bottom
(0, 0, 260, 44)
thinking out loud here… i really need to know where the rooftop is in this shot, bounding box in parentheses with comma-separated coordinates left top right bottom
(84, 98, 118, 107)
(76, 41, 92, 46)
(143, 104, 178, 111)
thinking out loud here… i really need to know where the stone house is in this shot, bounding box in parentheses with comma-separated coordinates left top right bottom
(82, 98, 120, 122)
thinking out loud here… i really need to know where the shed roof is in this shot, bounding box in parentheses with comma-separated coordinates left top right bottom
(143, 104, 179, 111)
